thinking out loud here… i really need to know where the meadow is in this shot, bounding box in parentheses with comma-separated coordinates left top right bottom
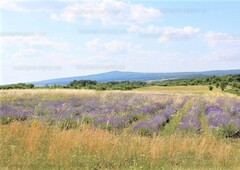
(0, 87, 240, 169)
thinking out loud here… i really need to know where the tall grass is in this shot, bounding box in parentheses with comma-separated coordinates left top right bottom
(1, 121, 239, 169)
(1, 89, 239, 169)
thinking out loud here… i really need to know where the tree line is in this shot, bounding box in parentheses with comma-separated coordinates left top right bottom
(0, 75, 240, 94)
(156, 74, 240, 94)
(0, 83, 34, 89)
(0, 81, 147, 91)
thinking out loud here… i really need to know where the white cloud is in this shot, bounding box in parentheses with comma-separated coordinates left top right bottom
(85, 38, 142, 68)
(86, 38, 134, 55)
(0, 48, 3, 55)
(1, 0, 161, 26)
(1, 35, 71, 72)
(51, 0, 161, 25)
(202, 31, 240, 62)
(3, 48, 72, 73)
(201, 47, 240, 62)
(0, 34, 69, 50)
(104, 40, 133, 53)
(159, 26, 200, 42)
(12, 48, 38, 58)
(86, 38, 101, 49)
(204, 31, 240, 48)
(146, 25, 162, 34)
(127, 25, 143, 32)
(127, 24, 162, 33)
(50, 11, 76, 23)
(0, 0, 27, 12)
(128, 25, 200, 42)
(0, 1, 68, 12)
(85, 38, 188, 71)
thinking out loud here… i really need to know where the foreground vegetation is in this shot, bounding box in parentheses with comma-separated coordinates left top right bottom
(0, 89, 240, 169)
(1, 120, 240, 169)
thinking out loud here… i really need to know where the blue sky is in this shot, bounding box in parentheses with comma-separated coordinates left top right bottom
(0, 0, 240, 85)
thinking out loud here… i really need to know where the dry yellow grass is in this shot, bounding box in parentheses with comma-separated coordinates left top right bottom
(0, 86, 239, 100)
(1, 121, 240, 169)
(136, 85, 220, 94)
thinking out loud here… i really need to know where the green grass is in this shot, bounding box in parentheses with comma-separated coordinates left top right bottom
(199, 96, 212, 136)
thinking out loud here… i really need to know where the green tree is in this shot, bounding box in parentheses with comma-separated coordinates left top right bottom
(227, 76, 233, 82)
(220, 82, 228, 91)
(232, 82, 237, 89)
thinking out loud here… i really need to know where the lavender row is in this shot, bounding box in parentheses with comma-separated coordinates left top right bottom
(203, 97, 240, 137)
(131, 96, 190, 136)
(132, 107, 177, 136)
(205, 105, 239, 129)
(0, 94, 173, 125)
(178, 99, 201, 133)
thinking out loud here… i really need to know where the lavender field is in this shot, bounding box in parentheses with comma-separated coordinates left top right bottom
(1, 90, 239, 137)
(1, 89, 240, 169)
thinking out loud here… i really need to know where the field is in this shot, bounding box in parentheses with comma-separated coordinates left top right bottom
(1, 87, 240, 169)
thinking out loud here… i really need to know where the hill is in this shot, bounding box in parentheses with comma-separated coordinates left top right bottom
(33, 69, 240, 86)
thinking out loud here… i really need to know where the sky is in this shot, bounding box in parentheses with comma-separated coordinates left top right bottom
(0, 0, 240, 85)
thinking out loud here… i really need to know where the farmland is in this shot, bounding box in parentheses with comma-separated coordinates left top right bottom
(1, 87, 240, 169)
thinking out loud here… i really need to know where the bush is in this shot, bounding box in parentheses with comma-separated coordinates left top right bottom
(128, 113, 144, 124)
(209, 86, 213, 91)
(216, 124, 240, 138)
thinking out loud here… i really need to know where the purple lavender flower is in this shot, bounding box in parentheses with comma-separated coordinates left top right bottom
(226, 101, 240, 116)
(205, 105, 237, 128)
(0, 103, 31, 124)
(132, 107, 174, 136)
(178, 101, 201, 132)
(94, 116, 128, 130)
(205, 106, 222, 115)
(179, 115, 201, 132)
(161, 107, 176, 120)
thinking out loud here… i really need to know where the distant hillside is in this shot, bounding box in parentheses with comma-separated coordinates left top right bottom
(33, 70, 240, 86)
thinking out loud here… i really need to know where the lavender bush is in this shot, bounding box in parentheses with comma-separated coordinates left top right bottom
(132, 107, 176, 136)
(1, 93, 239, 137)
(178, 100, 201, 133)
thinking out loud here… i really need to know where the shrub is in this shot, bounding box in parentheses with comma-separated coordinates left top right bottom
(216, 124, 240, 138)
(127, 113, 144, 124)
(209, 86, 213, 91)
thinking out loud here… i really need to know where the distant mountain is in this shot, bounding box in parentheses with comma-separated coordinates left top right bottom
(33, 69, 240, 86)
